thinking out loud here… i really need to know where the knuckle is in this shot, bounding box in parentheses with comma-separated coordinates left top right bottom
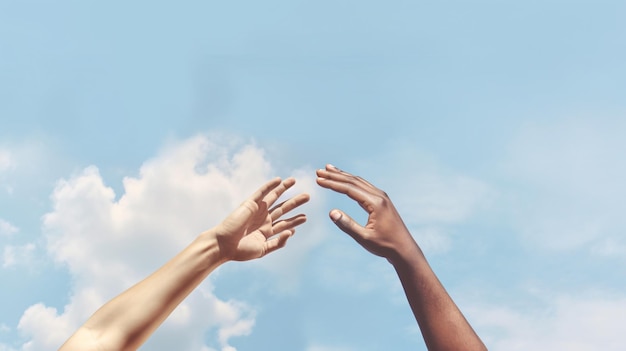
(347, 175, 359, 185)
(371, 195, 388, 208)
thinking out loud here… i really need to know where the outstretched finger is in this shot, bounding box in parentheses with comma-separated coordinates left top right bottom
(262, 177, 296, 208)
(270, 193, 310, 221)
(272, 213, 307, 234)
(249, 177, 283, 204)
(320, 164, 379, 192)
(262, 229, 294, 256)
(316, 177, 378, 213)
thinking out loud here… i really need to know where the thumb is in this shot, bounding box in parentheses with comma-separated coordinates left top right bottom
(329, 209, 366, 241)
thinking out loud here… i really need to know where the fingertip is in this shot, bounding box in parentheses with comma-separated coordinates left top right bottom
(279, 229, 294, 246)
(316, 168, 329, 177)
(264, 231, 292, 255)
(295, 213, 307, 224)
(329, 209, 342, 222)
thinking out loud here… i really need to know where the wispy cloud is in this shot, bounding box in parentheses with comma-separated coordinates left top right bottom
(0, 149, 13, 173)
(505, 118, 626, 253)
(0, 140, 63, 197)
(472, 292, 626, 351)
(0, 149, 15, 195)
(2, 243, 35, 268)
(0, 219, 18, 237)
(355, 143, 496, 254)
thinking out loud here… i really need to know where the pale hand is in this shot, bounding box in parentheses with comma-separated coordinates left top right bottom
(213, 177, 309, 261)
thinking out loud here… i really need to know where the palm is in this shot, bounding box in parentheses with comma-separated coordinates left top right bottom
(231, 211, 274, 261)
(215, 178, 309, 262)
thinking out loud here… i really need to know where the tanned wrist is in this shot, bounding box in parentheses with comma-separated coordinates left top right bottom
(386, 235, 424, 268)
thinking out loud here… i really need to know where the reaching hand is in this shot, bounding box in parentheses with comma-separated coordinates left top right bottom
(316, 164, 419, 261)
(214, 177, 309, 261)
(59, 177, 309, 351)
(317, 164, 487, 350)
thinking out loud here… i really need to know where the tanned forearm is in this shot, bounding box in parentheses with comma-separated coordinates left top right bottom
(390, 242, 487, 351)
(317, 164, 487, 351)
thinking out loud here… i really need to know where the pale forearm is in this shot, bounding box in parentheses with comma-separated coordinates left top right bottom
(59, 177, 308, 351)
(391, 243, 486, 351)
(60, 230, 225, 351)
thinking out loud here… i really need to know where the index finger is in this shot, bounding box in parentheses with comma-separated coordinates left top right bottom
(316, 176, 377, 213)
(262, 177, 296, 208)
(317, 165, 380, 193)
(249, 177, 282, 203)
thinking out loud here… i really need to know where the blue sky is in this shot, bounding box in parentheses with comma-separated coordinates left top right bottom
(1, 1, 625, 350)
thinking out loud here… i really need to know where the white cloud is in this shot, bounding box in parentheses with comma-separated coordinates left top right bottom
(12, 134, 323, 351)
(505, 118, 626, 253)
(0, 219, 18, 237)
(473, 293, 626, 351)
(217, 313, 255, 347)
(17, 304, 76, 351)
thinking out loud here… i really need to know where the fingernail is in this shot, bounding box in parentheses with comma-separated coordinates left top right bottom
(330, 210, 342, 222)
(328, 164, 337, 170)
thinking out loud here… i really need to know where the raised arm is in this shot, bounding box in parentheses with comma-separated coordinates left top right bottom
(316, 165, 486, 351)
(59, 177, 309, 351)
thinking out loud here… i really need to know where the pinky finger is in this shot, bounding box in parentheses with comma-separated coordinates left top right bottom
(272, 214, 307, 234)
(263, 229, 294, 256)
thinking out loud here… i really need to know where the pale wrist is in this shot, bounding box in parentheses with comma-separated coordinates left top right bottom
(197, 228, 230, 266)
